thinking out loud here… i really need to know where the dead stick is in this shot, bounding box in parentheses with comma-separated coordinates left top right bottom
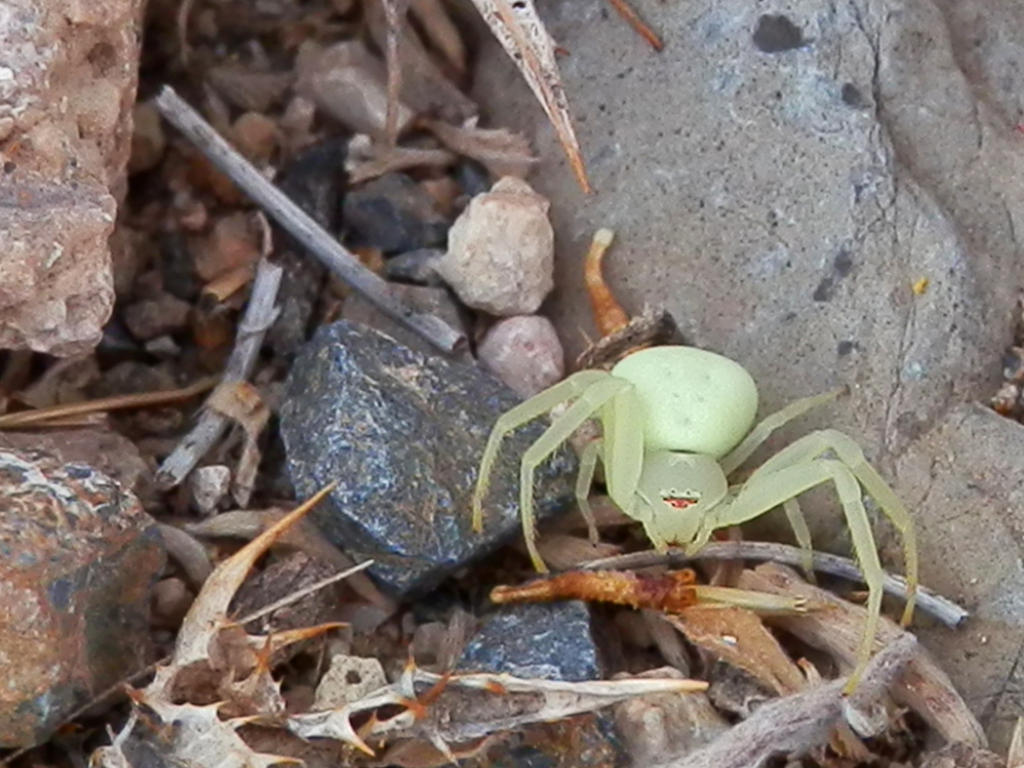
(383, 0, 408, 146)
(739, 564, 985, 747)
(0, 377, 216, 429)
(666, 634, 918, 768)
(154, 86, 464, 354)
(580, 541, 968, 628)
(155, 258, 282, 489)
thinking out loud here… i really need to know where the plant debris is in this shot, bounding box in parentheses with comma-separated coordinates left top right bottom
(465, 0, 590, 192)
(86, 486, 706, 764)
(668, 633, 919, 768)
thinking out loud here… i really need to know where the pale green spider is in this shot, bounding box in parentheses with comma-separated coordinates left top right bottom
(472, 345, 918, 691)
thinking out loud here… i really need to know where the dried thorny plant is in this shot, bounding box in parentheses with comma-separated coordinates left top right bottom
(89, 486, 707, 766)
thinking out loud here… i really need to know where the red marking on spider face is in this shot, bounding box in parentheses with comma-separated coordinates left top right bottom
(663, 497, 697, 510)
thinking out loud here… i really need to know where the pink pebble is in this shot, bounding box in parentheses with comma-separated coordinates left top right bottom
(478, 315, 565, 398)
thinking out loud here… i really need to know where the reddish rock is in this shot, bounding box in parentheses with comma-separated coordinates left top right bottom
(0, 181, 117, 355)
(194, 212, 263, 281)
(232, 111, 280, 163)
(0, 428, 150, 496)
(0, 449, 164, 748)
(0, 0, 144, 355)
(478, 315, 565, 397)
(128, 100, 166, 174)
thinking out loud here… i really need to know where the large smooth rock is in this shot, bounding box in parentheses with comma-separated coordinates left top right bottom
(280, 321, 576, 596)
(472, 0, 1024, 750)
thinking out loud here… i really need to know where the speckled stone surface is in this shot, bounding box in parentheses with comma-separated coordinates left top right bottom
(0, 449, 164, 748)
(458, 601, 601, 681)
(280, 321, 576, 596)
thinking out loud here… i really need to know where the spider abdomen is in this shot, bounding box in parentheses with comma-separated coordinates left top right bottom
(611, 346, 758, 456)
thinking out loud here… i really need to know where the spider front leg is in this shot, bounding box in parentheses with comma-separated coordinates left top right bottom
(575, 438, 602, 544)
(698, 458, 886, 693)
(579, 435, 665, 550)
(517, 379, 636, 572)
(472, 370, 608, 532)
(745, 429, 918, 626)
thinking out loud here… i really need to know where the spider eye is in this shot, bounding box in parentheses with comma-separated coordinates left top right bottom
(661, 488, 701, 510)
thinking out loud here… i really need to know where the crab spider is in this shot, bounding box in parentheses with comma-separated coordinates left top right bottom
(472, 345, 918, 692)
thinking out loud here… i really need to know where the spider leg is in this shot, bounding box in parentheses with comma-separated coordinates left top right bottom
(742, 429, 918, 626)
(782, 498, 816, 583)
(601, 386, 645, 517)
(641, 518, 671, 552)
(472, 370, 608, 532)
(700, 458, 884, 693)
(720, 389, 842, 475)
(575, 438, 603, 544)
(519, 378, 634, 572)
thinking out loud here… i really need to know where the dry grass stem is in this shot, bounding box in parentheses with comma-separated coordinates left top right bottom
(663, 633, 918, 768)
(0, 377, 216, 429)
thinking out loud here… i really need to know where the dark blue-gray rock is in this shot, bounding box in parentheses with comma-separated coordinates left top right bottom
(340, 282, 469, 358)
(97, 317, 141, 365)
(278, 137, 348, 237)
(280, 321, 576, 596)
(342, 173, 449, 255)
(384, 248, 445, 286)
(458, 602, 601, 681)
(159, 231, 200, 302)
(268, 138, 347, 357)
(454, 160, 491, 199)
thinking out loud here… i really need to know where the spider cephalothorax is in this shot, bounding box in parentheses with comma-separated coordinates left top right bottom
(472, 343, 918, 692)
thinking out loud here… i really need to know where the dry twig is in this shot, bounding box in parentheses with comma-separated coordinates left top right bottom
(664, 633, 919, 768)
(154, 86, 464, 354)
(739, 564, 985, 747)
(581, 541, 968, 628)
(346, 138, 456, 184)
(0, 377, 215, 429)
(1010, 717, 1024, 768)
(156, 523, 214, 588)
(383, 0, 411, 145)
(156, 258, 282, 489)
(236, 559, 375, 626)
(186, 508, 396, 612)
